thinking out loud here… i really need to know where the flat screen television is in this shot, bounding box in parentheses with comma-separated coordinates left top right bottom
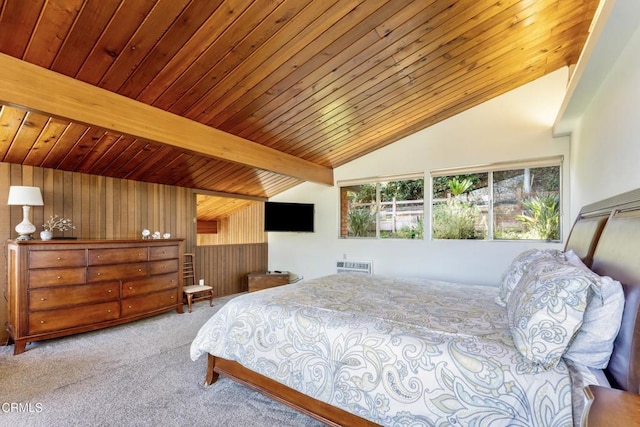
(264, 201, 314, 232)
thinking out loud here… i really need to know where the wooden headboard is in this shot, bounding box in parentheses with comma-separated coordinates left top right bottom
(589, 210, 640, 393)
(567, 189, 640, 394)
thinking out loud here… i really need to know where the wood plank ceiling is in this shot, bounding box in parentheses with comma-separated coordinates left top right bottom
(0, 0, 600, 220)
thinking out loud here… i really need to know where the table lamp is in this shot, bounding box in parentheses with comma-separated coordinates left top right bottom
(7, 186, 44, 241)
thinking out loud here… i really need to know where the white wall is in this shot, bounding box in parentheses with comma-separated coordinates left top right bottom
(269, 69, 572, 286)
(570, 23, 640, 217)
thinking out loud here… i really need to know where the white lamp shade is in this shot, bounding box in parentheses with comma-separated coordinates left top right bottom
(7, 186, 44, 206)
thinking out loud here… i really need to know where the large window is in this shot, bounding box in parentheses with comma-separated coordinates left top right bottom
(431, 157, 562, 241)
(340, 175, 424, 239)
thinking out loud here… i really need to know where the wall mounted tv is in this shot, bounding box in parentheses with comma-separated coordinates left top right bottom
(264, 202, 314, 232)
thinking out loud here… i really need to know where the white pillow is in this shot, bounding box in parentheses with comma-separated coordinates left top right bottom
(562, 250, 625, 368)
(507, 256, 597, 372)
(495, 249, 564, 307)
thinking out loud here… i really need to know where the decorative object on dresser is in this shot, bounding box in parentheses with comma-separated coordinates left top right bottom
(247, 271, 290, 292)
(6, 186, 44, 241)
(41, 215, 75, 240)
(6, 239, 184, 355)
(182, 252, 214, 313)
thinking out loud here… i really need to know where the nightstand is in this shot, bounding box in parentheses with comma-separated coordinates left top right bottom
(582, 385, 640, 426)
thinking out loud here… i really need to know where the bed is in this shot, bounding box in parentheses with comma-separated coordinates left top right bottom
(190, 190, 640, 426)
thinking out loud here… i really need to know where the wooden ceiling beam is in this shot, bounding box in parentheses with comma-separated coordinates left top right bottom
(0, 53, 333, 186)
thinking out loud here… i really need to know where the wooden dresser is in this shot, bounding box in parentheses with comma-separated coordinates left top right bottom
(6, 239, 184, 355)
(247, 272, 290, 292)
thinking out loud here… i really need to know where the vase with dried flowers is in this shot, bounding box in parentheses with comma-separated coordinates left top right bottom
(41, 215, 75, 240)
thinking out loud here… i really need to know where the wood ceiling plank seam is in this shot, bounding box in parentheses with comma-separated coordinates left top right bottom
(23, 117, 70, 165)
(117, 0, 227, 99)
(0, 0, 45, 58)
(55, 127, 107, 171)
(96, 0, 192, 92)
(153, 0, 300, 113)
(117, 141, 174, 180)
(88, 135, 148, 176)
(2, 111, 48, 164)
(245, 0, 499, 148)
(40, 122, 89, 169)
(0, 106, 27, 160)
(74, 0, 156, 84)
(182, 0, 352, 123)
(150, 150, 205, 184)
(22, 0, 82, 68)
(234, 0, 447, 139)
(50, 0, 123, 77)
(171, 156, 213, 188)
(110, 142, 169, 179)
(73, 131, 122, 174)
(208, 0, 405, 130)
(265, 0, 584, 157)
(255, 0, 542, 149)
(137, 0, 257, 105)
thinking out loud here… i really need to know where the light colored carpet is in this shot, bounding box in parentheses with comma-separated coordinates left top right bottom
(0, 294, 324, 427)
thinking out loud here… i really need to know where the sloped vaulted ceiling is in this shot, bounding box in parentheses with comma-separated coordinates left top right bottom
(0, 0, 600, 218)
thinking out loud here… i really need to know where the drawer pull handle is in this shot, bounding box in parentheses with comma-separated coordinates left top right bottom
(40, 297, 46, 301)
(138, 269, 142, 272)
(97, 255, 101, 258)
(128, 305, 132, 309)
(40, 320, 45, 324)
(97, 272, 101, 276)
(108, 290, 112, 293)
(107, 310, 111, 313)
(57, 257, 61, 260)
(57, 276, 61, 279)
(128, 286, 133, 290)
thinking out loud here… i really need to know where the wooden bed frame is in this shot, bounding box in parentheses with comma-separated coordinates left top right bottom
(203, 189, 640, 426)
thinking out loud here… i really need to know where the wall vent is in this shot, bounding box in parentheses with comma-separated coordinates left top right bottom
(336, 260, 373, 274)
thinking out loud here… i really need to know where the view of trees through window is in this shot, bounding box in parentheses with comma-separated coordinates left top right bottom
(340, 177, 424, 239)
(432, 165, 561, 240)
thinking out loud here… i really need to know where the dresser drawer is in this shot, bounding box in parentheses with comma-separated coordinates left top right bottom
(88, 247, 148, 265)
(122, 273, 178, 298)
(87, 262, 148, 282)
(149, 258, 178, 275)
(29, 268, 87, 288)
(121, 289, 178, 317)
(29, 282, 119, 311)
(29, 250, 85, 268)
(29, 301, 120, 334)
(149, 245, 179, 261)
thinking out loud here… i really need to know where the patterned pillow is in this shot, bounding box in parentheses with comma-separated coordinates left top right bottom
(563, 250, 625, 368)
(495, 249, 564, 307)
(507, 256, 597, 372)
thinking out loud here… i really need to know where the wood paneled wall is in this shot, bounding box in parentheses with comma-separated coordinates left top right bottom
(197, 201, 266, 245)
(195, 243, 268, 296)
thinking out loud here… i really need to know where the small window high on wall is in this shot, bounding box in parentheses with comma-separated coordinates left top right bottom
(339, 175, 424, 239)
(431, 157, 562, 241)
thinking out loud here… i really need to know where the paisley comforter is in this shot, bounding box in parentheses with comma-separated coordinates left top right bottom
(191, 273, 574, 426)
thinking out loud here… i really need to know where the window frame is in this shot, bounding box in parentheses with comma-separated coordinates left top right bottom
(339, 173, 425, 240)
(430, 156, 563, 241)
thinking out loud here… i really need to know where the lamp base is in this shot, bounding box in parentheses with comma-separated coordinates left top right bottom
(15, 234, 34, 241)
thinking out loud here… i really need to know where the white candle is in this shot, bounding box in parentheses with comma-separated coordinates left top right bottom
(199, 279, 204, 286)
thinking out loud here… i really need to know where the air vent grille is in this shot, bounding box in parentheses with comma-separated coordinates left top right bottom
(336, 260, 373, 274)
